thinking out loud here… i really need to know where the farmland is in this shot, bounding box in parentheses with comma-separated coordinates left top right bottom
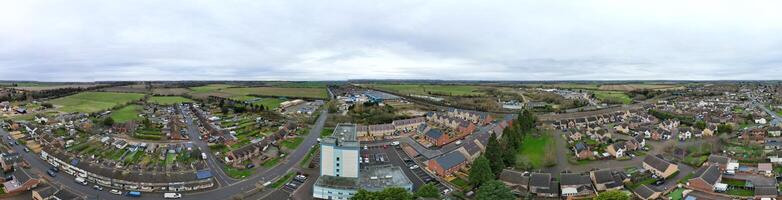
(152, 88, 191, 95)
(598, 84, 684, 91)
(231, 96, 285, 110)
(111, 105, 143, 123)
(12, 84, 103, 91)
(592, 90, 633, 104)
(49, 92, 145, 113)
(148, 96, 194, 105)
(363, 84, 485, 96)
(189, 84, 235, 93)
(222, 87, 328, 99)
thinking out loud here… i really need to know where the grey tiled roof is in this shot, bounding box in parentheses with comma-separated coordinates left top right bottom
(692, 165, 720, 186)
(433, 151, 466, 170)
(643, 155, 674, 172)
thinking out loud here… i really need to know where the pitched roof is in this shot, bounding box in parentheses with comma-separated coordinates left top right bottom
(425, 129, 444, 139)
(529, 173, 551, 188)
(707, 155, 730, 165)
(644, 155, 675, 172)
(560, 173, 592, 186)
(755, 186, 778, 196)
(499, 169, 529, 186)
(633, 184, 659, 199)
(433, 151, 466, 170)
(592, 169, 615, 184)
(692, 165, 721, 186)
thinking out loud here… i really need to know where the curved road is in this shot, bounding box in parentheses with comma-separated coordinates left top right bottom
(1, 110, 328, 200)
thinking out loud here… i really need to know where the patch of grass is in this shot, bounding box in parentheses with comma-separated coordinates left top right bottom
(300, 145, 319, 168)
(516, 134, 553, 168)
(726, 188, 754, 196)
(320, 128, 334, 138)
(270, 172, 295, 188)
(669, 188, 684, 200)
(280, 137, 304, 149)
(223, 87, 328, 99)
(682, 155, 709, 167)
(49, 92, 145, 113)
(165, 153, 176, 165)
(261, 157, 281, 168)
(223, 165, 253, 179)
(721, 178, 746, 187)
(364, 84, 485, 96)
(628, 178, 657, 189)
(231, 96, 285, 110)
(148, 96, 194, 105)
(449, 177, 470, 190)
(592, 90, 632, 104)
(111, 105, 142, 123)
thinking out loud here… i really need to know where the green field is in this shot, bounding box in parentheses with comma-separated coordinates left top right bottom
(49, 92, 145, 113)
(592, 91, 632, 104)
(522, 83, 600, 90)
(516, 134, 553, 168)
(364, 84, 485, 96)
(189, 84, 234, 93)
(232, 96, 285, 110)
(280, 137, 304, 149)
(222, 87, 328, 99)
(111, 105, 142, 123)
(149, 96, 194, 105)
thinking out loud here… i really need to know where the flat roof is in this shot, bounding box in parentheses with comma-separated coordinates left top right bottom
(314, 175, 359, 190)
(323, 124, 359, 148)
(359, 164, 413, 191)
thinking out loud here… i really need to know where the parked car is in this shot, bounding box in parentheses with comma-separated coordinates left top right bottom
(109, 189, 122, 195)
(93, 185, 103, 191)
(127, 191, 142, 197)
(23, 148, 30, 152)
(409, 165, 419, 170)
(164, 193, 182, 199)
(246, 164, 255, 169)
(47, 169, 57, 177)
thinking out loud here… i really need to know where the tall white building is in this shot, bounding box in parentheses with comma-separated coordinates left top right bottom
(320, 124, 360, 178)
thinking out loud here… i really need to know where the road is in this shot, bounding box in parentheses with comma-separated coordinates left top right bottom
(179, 105, 233, 187)
(754, 101, 781, 120)
(0, 110, 329, 200)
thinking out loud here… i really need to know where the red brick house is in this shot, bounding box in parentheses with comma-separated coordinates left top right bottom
(424, 129, 449, 146)
(427, 151, 467, 177)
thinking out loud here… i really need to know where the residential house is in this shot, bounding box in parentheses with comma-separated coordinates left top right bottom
(590, 169, 625, 192)
(768, 126, 782, 137)
(424, 129, 448, 147)
(32, 186, 83, 200)
(705, 155, 731, 171)
(687, 165, 721, 192)
(632, 184, 661, 200)
(573, 143, 594, 160)
(559, 173, 595, 198)
(529, 173, 558, 198)
(498, 169, 529, 195)
(757, 163, 773, 176)
(605, 143, 626, 158)
(642, 155, 679, 179)
(427, 151, 466, 177)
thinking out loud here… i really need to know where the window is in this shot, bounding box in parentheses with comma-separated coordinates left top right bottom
(336, 157, 340, 161)
(336, 163, 340, 167)
(336, 169, 340, 172)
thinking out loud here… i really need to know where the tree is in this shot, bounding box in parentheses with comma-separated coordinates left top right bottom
(695, 120, 707, 130)
(594, 190, 631, 200)
(351, 187, 413, 200)
(475, 180, 514, 200)
(102, 117, 114, 126)
(501, 141, 517, 167)
(485, 133, 505, 176)
(469, 156, 494, 188)
(414, 183, 440, 199)
(41, 102, 53, 109)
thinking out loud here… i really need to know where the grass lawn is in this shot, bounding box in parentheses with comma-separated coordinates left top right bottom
(189, 84, 234, 93)
(364, 84, 485, 96)
(726, 188, 754, 196)
(271, 172, 295, 188)
(49, 92, 145, 113)
(262, 157, 281, 168)
(165, 153, 176, 165)
(449, 177, 470, 190)
(592, 90, 632, 104)
(721, 178, 747, 187)
(223, 165, 253, 179)
(280, 137, 304, 149)
(231, 96, 285, 110)
(148, 96, 193, 105)
(320, 128, 334, 138)
(669, 188, 684, 200)
(628, 178, 657, 189)
(111, 104, 142, 123)
(222, 87, 328, 99)
(516, 134, 552, 168)
(682, 155, 709, 167)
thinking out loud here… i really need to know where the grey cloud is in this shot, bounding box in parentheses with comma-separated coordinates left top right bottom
(1, 0, 782, 81)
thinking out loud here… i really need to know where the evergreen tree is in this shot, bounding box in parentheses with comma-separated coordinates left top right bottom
(485, 132, 504, 176)
(475, 180, 515, 200)
(468, 156, 494, 188)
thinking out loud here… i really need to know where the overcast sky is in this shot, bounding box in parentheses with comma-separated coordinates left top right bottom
(1, 0, 781, 81)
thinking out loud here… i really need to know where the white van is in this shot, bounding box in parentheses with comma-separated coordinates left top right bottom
(201, 152, 207, 160)
(164, 193, 182, 199)
(74, 177, 88, 185)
